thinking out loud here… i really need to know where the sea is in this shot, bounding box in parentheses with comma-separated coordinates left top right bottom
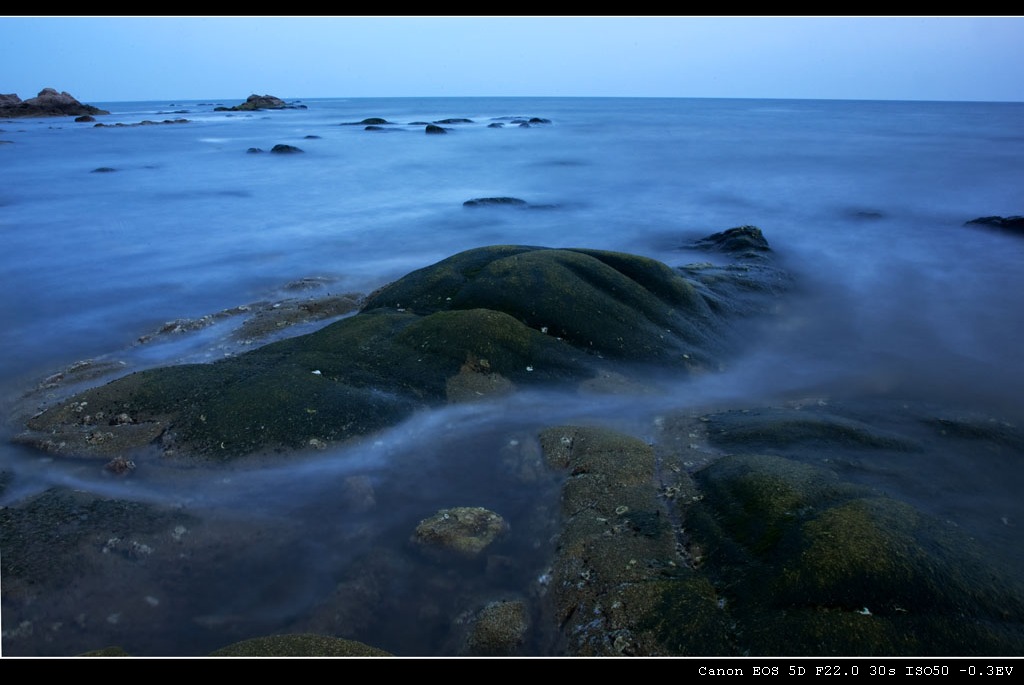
(1, 96, 1023, 656)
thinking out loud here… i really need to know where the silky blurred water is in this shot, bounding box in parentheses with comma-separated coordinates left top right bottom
(2, 96, 1023, 655)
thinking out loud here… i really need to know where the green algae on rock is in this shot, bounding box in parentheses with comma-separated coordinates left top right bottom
(0, 488, 196, 591)
(538, 426, 694, 656)
(463, 599, 530, 656)
(684, 453, 1024, 655)
(19, 235, 786, 462)
(363, 246, 723, 366)
(411, 506, 508, 559)
(209, 633, 391, 656)
(538, 424, 1024, 656)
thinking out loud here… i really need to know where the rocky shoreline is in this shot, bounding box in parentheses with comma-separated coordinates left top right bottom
(4, 396, 1021, 656)
(3, 227, 1023, 656)
(14, 227, 787, 463)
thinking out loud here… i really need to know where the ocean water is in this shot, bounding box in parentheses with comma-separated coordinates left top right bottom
(2, 96, 1023, 656)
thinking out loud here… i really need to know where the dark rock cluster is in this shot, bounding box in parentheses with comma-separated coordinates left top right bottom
(93, 118, 190, 129)
(965, 215, 1024, 235)
(0, 88, 109, 118)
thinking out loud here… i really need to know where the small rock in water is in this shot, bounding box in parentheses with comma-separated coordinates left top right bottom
(412, 506, 508, 558)
(463, 197, 528, 207)
(463, 599, 529, 656)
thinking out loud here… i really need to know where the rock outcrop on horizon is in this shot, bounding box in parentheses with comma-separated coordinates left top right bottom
(214, 94, 306, 112)
(0, 88, 110, 118)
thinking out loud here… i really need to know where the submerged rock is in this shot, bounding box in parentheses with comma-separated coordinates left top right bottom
(463, 197, 527, 207)
(703, 405, 921, 453)
(411, 506, 508, 559)
(340, 117, 392, 126)
(270, 144, 303, 154)
(425, 124, 447, 135)
(463, 599, 529, 656)
(689, 225, 771, 260)
(93, 118, 190, 128)
(463, 197, 557, 210)
(18, 232, 786, 461)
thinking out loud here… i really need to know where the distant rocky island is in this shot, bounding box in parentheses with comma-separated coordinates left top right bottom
(214, 94, 306, 112)
(0, 88, 109, 118)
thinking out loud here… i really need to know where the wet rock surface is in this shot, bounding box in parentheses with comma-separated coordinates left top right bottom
(412, 506, 509, 559)
(17, 233, 786, 462)
(683, 453, 1024, 655)
(540, 413, 1024, 656)
(689, 225, 772, 261)
(8, 228, 1019, 656)
(462, 599, 529, 656)
(539, 426, 693, 656)
(5, 396, 1023, 655)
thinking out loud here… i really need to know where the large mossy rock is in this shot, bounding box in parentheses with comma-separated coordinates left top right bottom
(21, 238, 785, 462)
(363, 246, 729, 366)
(682, 454, 1024, 655)
(538, 425, 1024, 656)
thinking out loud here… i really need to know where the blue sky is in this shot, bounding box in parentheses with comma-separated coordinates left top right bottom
(2, 16, 1023, 103)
